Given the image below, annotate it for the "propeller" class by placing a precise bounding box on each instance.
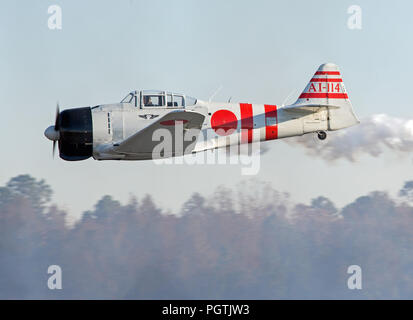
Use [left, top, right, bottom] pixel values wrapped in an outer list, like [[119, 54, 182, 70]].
[[44, 102, 61, 158]]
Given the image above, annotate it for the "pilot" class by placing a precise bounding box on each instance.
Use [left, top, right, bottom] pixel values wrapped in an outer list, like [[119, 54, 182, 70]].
[[144, 96, 154, 106]]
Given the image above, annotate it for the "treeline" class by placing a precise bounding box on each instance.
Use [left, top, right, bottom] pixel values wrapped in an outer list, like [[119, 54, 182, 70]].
[[1, 175, 413, 299]]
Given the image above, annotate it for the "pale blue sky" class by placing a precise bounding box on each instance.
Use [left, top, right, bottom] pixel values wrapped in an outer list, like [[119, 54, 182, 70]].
[[1, 0, 412, 220]]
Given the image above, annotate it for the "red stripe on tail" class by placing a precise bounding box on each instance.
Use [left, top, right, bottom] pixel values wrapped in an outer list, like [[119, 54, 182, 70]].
[[310, 78, 342, 82], [299, 93, 348, 99], [315, 71, 340, 75]]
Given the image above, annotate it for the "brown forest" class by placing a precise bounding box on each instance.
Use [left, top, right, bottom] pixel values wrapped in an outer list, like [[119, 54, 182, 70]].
[[1, 174, 413, 299]]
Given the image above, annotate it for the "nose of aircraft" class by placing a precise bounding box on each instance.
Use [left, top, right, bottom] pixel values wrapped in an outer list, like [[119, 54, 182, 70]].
[[44, 107, 93, 160], [44, 125, 60, 141]]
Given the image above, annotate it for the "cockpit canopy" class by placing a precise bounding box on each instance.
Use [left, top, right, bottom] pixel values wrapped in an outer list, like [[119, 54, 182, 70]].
[[121, 90, 197, 108]]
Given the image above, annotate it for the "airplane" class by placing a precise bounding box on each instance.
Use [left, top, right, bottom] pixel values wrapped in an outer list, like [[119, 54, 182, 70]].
[[44, 63, 359, 161]]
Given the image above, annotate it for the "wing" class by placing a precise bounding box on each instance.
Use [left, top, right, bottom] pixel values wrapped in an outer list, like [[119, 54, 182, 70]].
[[114, 110, 205, 158]]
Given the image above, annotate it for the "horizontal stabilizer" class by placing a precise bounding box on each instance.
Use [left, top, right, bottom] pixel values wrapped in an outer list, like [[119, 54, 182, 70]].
[[282, 104, 340, 113]]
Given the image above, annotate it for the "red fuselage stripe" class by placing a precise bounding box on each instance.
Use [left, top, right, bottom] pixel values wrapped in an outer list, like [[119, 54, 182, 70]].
[[298, 93, 349, 99], [264, 105, 278, 140], [240, 103, 253, 143]]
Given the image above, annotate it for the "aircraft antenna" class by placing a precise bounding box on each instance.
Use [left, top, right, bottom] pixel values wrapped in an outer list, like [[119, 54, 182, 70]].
[[281, 89, 297, 107], [208, 85, 223, 103]]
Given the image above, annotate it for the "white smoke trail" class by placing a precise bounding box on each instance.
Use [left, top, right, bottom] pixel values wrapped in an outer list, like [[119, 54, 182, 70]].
[[285, 114, 413, 162]]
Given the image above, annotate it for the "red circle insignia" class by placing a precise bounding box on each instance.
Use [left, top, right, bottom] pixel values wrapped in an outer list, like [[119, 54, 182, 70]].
[[211, 110, 238, 136]]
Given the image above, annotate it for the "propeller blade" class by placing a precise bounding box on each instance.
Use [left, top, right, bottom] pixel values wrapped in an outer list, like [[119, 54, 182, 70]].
[[53, 140, 56, 158], [54, 102, 60, 131], [53, 102, 60, 158]]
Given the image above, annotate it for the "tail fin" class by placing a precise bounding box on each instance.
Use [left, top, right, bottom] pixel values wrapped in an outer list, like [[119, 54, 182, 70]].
[[293, 63, 360, 130]]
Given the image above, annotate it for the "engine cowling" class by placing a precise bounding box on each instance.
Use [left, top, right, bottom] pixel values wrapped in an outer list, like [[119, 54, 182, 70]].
[[58, 107, 93, 161]]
